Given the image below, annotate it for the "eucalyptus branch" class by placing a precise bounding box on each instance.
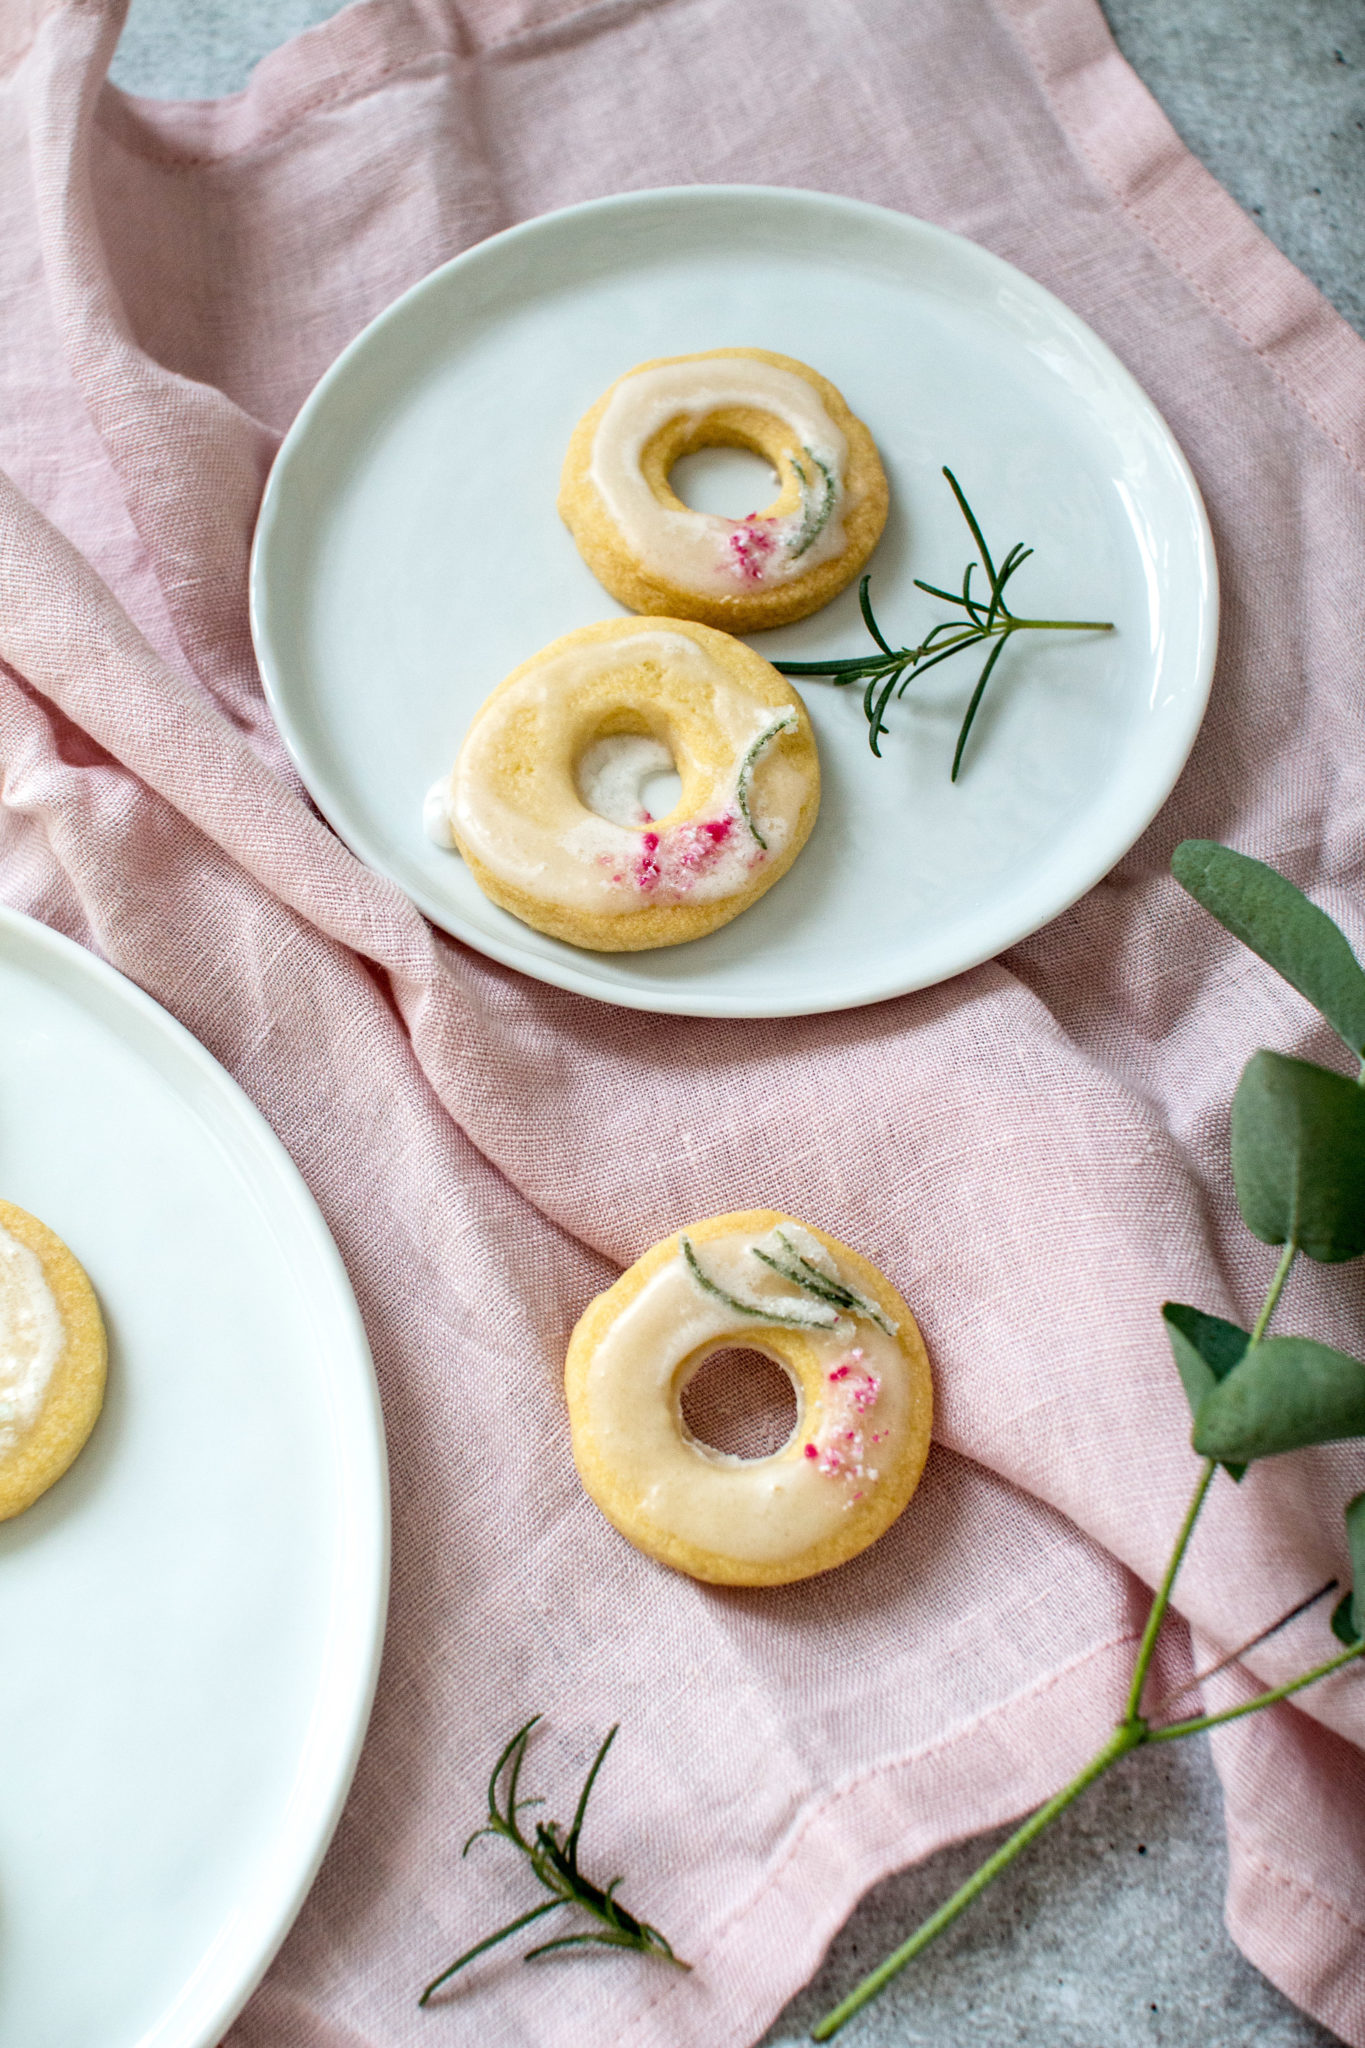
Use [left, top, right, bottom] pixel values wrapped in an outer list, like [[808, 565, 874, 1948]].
[[1148, 1641, 1365, 1742], [1147, 1578, 1337, 1718], [813, 836, 1365, 2048], [775, 468, 1113, 775], [419, 1717, 687, 2007]]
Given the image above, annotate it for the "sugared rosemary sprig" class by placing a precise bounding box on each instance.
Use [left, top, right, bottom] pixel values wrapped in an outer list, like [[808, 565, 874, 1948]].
[[775, 467, 1114, 778], [751, 1230, 898, 1336], [789, 450, 837, 559], [680, 1233, 840, 1329], [736, 714, 798, 850], [419, 1717, 686, 2007]]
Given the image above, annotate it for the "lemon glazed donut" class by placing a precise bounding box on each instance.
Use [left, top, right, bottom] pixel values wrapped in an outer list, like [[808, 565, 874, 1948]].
[[565, 1211, 932, 1587], [427, 617, 820, 952], [558, 349, 889, 632], [0, 1199, 107, 1521]]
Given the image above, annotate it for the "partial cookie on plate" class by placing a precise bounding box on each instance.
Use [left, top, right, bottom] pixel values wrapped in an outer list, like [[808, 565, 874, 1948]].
[[0, 1199, 107, 1521]]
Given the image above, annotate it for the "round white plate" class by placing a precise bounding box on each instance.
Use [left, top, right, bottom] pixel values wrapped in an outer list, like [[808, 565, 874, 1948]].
[[0, 910, 388, 2048], [251, 185, 1216, 1017]]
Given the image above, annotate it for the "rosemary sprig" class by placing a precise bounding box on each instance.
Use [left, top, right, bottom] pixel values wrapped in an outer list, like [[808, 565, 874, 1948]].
[[680, 1233, 841, 1329], [419, 1717, 686, 2007], [788, 450, 837, 560], [751, 1230, 898, 1336], [775, 467, 1114, 777], [736, 714, 798, 850]]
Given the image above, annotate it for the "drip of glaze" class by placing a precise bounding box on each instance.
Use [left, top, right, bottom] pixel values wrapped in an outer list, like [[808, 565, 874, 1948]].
[[423, 777, 458, 850]]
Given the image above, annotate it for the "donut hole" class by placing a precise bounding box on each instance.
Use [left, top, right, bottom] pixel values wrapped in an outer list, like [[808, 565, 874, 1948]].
[[669, 445, 781, 520], [576, 730, 682, 827], [680, 1347, 799, 1461], [644, 407, 798, 524]]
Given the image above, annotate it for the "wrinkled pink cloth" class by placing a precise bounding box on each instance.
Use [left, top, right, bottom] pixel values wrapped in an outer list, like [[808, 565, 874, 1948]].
[[3, 0, 1365, 2042]]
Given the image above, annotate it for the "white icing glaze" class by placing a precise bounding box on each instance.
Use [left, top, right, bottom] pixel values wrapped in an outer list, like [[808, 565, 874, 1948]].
[[0, 1221, 63, 1457], [423, 775, 458, 849], [449, 630, 808, 914], [580, 1223, 914, 1566], [587, 358, 850, 596], [576, 732, 675, 827]]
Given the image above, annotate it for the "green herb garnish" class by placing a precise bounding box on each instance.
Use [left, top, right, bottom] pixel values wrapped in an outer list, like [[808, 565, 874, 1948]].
[[814, 842, 1365, 2041], [681, 1232, 839, 1328], [735, 714, 798, 850], [751, 1231, 897, 1336], [775, 466, 1114, 778], [788, 449, 838, 560], [419, 1717, 686, 2007]]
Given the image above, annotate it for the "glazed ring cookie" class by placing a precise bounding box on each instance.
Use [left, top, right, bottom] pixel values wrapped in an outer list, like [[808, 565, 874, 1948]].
[[0, 1199, 107, 1521], [565, 1210, 932, 1587], [427, 617, 820, 952], [558, 348, 889, 632]]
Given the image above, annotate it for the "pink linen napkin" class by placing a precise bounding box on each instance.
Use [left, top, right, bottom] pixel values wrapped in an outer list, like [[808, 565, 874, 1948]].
[[2, 0, 1365, 2042]]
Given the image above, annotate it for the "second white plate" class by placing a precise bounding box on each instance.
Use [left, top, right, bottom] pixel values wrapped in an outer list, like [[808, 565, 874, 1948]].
[[0, 911, 388, 2048], [251, 185, 1216, 1016]]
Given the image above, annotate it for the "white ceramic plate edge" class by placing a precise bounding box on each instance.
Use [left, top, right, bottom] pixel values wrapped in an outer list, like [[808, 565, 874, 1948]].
[[0, 907, 390, 2048], [250, 184, 1219, 1017]]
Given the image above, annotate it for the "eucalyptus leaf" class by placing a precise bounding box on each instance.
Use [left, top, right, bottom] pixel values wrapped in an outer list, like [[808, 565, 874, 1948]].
[[1331, 1492, 1365, 1646], [1231, 1051, 1365, 1262], [1162, 1304, 1250, 1478], [1173, 841, 1365, 1057], [1193, 1335, 1365, 1462]]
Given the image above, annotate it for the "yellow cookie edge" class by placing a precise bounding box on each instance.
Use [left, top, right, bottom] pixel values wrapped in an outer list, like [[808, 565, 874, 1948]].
[[454, 617, 821, 952], [0, 1199, 107, 1522], [558, 348, 889, 632], [565, 1209, 932, 1587]]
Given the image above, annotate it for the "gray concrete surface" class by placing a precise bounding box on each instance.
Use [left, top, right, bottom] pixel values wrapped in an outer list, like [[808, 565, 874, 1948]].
[[1100, 0, 1364, 337], [760, 1737, 1336, 2048], [103, 4, 1361, 2043]]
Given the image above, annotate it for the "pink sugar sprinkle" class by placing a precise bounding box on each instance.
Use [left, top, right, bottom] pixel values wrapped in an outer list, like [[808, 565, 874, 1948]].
[[728, 518, 778, 584], [624, 811, 746, 899], [828, 1364, 850, 1382], [804, 1443, 818, 1460]]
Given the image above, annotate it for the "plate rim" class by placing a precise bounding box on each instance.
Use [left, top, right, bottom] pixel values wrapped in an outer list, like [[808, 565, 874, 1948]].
[[250, 181, 1219, 1018], [0, 904, 390, 2048]]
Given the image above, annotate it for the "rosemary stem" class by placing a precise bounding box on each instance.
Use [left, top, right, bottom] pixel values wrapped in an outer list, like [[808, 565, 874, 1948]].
[[1009, 617, 1115, 633], [419, 1900, 565, 2005], [811, 1723, 1143, 2042], [1147, 1641, 1365, 1741]]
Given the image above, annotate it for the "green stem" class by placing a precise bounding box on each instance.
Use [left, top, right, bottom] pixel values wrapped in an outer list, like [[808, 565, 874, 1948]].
[[419, 1900, 564, 2005], [812, 1237, 1311, 2041], [1122, 1239, 1294, 1727], [1008, 617, 1114, 633], [1148, 1641, 1365, 1741], [1251, 1239, 1297, 1344], [811, 1723, 1143, 2041], [1122, 1459, 1216, 1724]]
